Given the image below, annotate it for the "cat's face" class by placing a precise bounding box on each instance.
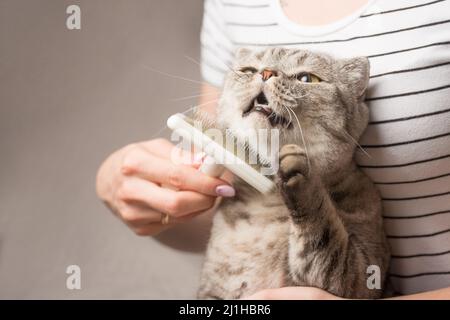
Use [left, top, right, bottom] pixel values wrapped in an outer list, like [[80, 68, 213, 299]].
[[216, 48, 370, 175]]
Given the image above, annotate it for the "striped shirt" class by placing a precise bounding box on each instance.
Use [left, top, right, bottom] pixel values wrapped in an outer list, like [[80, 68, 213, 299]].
[[200, 0, 450, 296]]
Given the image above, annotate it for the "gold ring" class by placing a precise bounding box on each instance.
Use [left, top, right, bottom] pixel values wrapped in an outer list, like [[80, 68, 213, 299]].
[[161, 213, 170, 225]]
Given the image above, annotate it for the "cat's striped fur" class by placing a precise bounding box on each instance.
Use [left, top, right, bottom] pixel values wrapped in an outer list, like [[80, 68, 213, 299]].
[[198, 48, 390, 299]]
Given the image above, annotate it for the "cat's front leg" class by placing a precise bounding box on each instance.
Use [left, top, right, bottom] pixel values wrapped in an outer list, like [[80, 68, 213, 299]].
[[277, 144, 323, 218], [277, 144, 372, 298]]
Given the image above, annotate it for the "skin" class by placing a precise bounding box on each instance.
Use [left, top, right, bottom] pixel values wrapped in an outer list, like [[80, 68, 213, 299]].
[[281, 0, 371, 26], [245, 286, 450, 300], [95, 0, 450, 299], [95, 133, 231, 236]]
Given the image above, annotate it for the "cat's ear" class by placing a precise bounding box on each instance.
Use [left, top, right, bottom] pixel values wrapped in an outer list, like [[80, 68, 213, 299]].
[[338, 57, 370, 98], [235, 47, 253, 61]]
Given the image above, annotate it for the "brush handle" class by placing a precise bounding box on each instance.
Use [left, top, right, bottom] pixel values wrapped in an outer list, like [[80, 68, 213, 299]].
[[167, 113, 274, 193], [199, 155, 225, 178]]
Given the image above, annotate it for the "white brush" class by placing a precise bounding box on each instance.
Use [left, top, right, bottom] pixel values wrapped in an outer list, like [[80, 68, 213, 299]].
[[167, 113, 275, 194]]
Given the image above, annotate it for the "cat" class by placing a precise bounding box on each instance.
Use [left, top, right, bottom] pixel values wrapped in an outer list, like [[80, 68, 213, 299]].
[[197, 48, 390, 299]]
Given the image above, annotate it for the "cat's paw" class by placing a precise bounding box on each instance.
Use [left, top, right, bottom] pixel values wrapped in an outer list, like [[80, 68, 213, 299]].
[[278, 144, 310, 190]]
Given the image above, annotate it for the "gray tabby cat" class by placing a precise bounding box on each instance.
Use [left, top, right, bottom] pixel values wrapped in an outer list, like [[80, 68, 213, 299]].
[[197, 48, 390, 299]]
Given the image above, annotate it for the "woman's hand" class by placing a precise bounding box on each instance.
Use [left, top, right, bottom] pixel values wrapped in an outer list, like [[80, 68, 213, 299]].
[[96, 138, 234, 236], [244, 287, 343, 300], [245, 286, 450, 300]]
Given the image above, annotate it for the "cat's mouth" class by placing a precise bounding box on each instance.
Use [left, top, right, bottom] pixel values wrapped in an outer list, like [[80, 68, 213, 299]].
[[243, 92, 291, 128]]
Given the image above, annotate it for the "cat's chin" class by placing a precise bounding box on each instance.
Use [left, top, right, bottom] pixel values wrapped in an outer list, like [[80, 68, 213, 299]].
[[236, 112, 271, 131]]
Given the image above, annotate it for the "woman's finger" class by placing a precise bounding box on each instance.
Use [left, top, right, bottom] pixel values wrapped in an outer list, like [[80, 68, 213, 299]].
[[116, 200, 163, 226], [118, 199, 208, 226], [130, 223, 171, 237], [117, 178, 217, 217], [121, 149, 232, 197]]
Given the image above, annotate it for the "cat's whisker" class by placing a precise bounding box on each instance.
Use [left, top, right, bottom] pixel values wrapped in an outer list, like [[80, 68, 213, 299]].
[[179, 105, 199, 116], [183, 54, 245, 84], [192, 98, 220, 110], [284, 106, 301, 140], [287, 106, 311, 172], [171, 91, 218, 102], [141, 64, 204, 85], [282, 105, 293, 129], [292, 92, 308, 100], [343, 131, 372, 158], [149, 123, 171, 139], [148, 100, 216, 141], [183, 54, 202, 66], [148, 106, 200, 139], [173, 98, 220, 119]]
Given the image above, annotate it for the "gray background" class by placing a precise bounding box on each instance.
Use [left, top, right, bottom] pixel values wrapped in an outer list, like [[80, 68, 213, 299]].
[[0, 0, 209, 299]]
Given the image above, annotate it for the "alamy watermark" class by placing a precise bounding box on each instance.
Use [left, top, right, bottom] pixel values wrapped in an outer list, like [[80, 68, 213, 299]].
[[366, 265, 381, 290], [66, 5, 81, 30], [66, 264, 81, 290]]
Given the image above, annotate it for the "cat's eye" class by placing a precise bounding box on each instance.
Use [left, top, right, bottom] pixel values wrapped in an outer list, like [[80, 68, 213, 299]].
[[239, 66, 258, 74], [296, 72, 321, 83]]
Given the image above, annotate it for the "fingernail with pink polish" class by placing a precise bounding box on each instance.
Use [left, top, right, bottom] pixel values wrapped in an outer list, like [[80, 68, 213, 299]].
[[216, 185, 235, 197]]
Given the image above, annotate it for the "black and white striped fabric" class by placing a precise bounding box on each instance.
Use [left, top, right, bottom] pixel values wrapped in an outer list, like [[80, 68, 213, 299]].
[[200, 0, 450, 295]]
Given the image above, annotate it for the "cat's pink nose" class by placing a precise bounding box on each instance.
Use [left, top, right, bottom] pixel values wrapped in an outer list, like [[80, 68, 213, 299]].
[[261, 69, 277, 81]]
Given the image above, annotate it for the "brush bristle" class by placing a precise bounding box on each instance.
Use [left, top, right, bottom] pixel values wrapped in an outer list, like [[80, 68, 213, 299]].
[[191, 108, 274, 168]]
